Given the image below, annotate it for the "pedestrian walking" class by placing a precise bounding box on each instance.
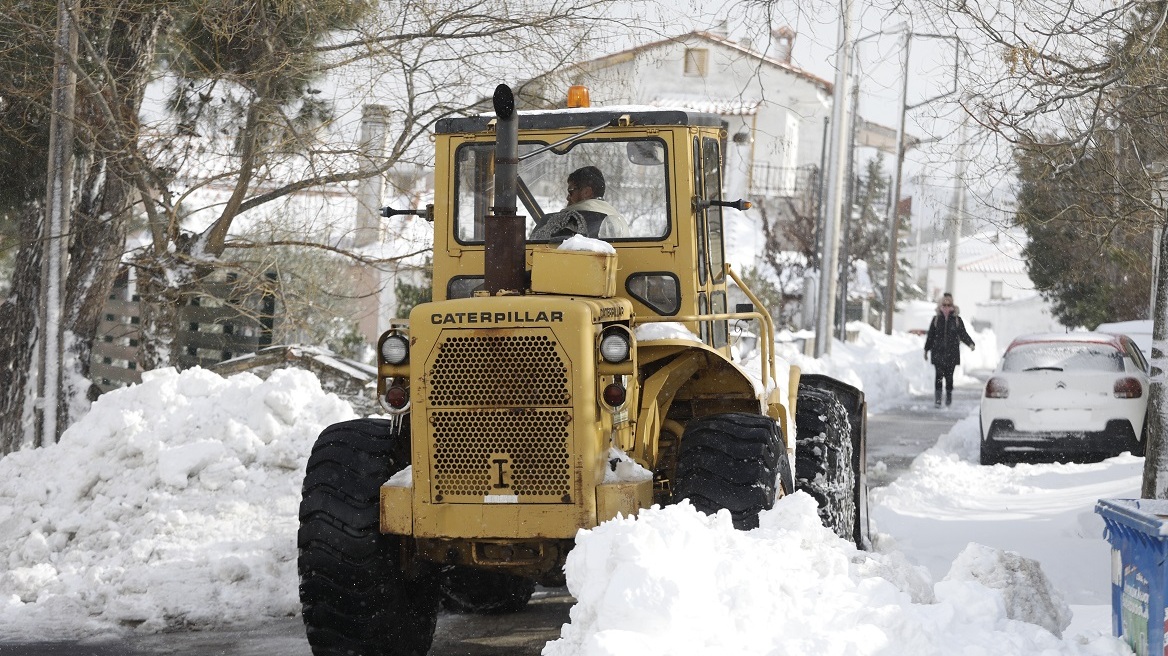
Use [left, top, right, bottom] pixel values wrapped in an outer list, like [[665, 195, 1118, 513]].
[[924, 293, 976, 408]]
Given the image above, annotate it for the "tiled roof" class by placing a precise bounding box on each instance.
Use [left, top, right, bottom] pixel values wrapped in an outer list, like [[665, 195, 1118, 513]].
[[649, 94, 762, 115]]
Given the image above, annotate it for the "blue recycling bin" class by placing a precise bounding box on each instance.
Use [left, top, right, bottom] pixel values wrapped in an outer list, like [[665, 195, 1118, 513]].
[[1096, 498, 1168, 656]]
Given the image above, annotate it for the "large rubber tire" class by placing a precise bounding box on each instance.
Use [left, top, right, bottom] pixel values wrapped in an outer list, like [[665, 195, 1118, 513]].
[[672, 412, 784, 530], [298, 418, 440, 656], [794, 386, 856, 542], [439, 567, 536, 614]]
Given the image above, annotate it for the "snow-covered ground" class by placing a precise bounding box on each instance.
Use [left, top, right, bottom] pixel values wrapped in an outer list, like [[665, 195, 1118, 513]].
[[0, 326, 1139, 655]]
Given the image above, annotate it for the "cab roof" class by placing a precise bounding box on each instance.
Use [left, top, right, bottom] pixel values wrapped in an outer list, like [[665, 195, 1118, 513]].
[[436, 107, 726, 134]]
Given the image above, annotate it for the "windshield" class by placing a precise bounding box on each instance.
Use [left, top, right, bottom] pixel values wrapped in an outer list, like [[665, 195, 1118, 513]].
[[1001, 343, 1125, 373], [454, 137, 670, 243]]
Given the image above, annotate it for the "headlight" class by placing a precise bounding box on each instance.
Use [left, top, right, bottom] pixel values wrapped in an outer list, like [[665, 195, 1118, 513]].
[[381, 334, 409, 365], [600, 330, 631, 363]]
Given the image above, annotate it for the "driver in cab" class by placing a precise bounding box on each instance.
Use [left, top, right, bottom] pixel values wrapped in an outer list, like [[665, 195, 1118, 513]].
[[533, 166, 630, 240]]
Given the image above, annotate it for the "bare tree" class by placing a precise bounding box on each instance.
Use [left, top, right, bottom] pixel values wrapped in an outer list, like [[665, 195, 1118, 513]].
[[0, 0, 631, 452], [921, 0, 1168, 495]]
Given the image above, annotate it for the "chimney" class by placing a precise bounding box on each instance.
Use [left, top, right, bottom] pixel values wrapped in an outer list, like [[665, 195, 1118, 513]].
[[354, 104, 390, 248], [772, 26, 795, 64]]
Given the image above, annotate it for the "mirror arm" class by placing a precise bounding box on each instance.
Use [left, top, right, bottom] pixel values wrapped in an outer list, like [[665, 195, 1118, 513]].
[[381, 205, 434, 222], [692, 198, 753, 212]]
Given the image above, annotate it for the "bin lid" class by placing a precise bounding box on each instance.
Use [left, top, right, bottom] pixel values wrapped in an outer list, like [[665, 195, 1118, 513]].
[[1096, 498, 1168, 536]]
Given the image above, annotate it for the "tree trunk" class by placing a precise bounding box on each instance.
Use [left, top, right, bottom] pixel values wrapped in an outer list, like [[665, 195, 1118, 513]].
[[0, 204, 44, 454], [65, 157, 135, 405], [1142, 218, 1168, 497], [62, 6, 165, 415]]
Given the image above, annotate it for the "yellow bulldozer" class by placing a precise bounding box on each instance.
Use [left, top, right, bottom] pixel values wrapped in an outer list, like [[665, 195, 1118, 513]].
[[298, 84, 868, 655]]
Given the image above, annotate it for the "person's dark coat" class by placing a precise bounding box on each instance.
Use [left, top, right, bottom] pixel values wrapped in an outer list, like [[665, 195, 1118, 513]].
[[924, 304, 975, 370]]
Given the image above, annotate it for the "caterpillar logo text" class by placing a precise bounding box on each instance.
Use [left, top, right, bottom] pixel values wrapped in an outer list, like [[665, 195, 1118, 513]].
[[430, 311, 565, 325]]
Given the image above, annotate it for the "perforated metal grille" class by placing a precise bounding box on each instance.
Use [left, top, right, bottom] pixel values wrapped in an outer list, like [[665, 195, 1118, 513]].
[[431, 409, 572, 500], [428, 334, 570, 407]]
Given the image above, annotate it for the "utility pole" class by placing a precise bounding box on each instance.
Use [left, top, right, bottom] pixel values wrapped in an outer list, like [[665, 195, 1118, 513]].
[[36, 0, 79, 447], [814, 0, 855, 357], [945, 117, 968, 295], [882, 32, 962, 332], [838, 68, 862, 342], [884, 32, 911, 334]]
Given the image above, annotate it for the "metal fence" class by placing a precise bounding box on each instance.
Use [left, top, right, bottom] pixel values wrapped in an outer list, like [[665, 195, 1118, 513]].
[[749, 164, 819, 198]]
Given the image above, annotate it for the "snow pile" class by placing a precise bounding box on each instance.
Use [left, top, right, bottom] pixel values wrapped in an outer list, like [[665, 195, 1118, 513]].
[[944, 543, 1072, 637], [635, 322, 703, 343], [872, 413, 1143, 609], [558, 234, 617, 254], [0, 367, 355, 639], [545, 493, 1126, 656]]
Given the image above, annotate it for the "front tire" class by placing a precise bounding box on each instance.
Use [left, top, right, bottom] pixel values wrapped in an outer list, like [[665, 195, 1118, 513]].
[[672, 412, 785, 530], [298, 418, 440, 656], [794, 386, 856, 542], [439, 567, 536, 614]]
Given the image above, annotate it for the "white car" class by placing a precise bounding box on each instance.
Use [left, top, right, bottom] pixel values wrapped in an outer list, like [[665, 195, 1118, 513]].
[[979, 332, 1149, 465]]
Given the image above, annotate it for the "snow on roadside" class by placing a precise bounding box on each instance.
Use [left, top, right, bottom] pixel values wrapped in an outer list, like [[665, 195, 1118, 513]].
[[0, 367, 355, 639], [872, 411, 1143, 608], [544, 493, 1129, 656]]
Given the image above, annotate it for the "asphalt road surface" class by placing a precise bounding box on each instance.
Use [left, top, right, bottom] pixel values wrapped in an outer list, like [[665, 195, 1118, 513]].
[[866, 375, 986, 488], [0, 377, 986, 655]]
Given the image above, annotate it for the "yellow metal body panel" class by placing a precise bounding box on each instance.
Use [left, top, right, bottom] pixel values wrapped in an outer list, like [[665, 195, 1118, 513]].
[[596, 479, 654, 523], [380, 484, 413, 535], [632, 340, 761, 470], [531, 248, 617, 297]]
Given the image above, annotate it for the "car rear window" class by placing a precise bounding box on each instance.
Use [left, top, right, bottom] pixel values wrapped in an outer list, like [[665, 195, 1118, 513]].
[[1002, 343, 1125, 373]]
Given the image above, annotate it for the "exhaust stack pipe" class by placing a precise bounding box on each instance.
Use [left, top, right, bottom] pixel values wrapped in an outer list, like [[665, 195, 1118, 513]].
[[484, 84, 526, 295]]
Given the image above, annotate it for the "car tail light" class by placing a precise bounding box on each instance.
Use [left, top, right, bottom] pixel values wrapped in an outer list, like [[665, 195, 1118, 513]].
[[1114, 377, 1143, 399], [602, 383, 626, 407], [985, 377, 1009, 399], [385, 384, 410, 409]]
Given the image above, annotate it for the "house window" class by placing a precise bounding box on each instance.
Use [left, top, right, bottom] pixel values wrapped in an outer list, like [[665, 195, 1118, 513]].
[[990, 281, 1003, 300], [684, 48, 708, 77]]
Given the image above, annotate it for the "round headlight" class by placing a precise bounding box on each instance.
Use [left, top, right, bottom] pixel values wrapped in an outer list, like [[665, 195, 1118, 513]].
[[381, 335, 409, 365], [599, 331, 630, 363]]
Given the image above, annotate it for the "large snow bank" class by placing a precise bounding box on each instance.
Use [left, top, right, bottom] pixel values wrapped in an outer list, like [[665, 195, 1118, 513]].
[[0, 367, 355, 639]]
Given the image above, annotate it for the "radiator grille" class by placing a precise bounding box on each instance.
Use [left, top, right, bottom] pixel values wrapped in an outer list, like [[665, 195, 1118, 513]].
[[428, 334, 570, 407], [431, 409, 572, 500]]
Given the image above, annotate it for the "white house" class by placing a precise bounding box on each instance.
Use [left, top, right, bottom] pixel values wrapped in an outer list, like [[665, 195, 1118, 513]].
[[523, 30, 905, 250], [896, 226, 1065, 349]]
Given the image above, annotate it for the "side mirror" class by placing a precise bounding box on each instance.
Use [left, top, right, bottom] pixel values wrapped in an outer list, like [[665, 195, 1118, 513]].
[[736, 303, 755, 313]]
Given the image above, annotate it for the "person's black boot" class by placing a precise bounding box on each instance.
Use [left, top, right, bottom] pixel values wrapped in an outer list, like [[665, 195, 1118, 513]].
[[945, 389, 952, 407], [935, 389, 942, 408]]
